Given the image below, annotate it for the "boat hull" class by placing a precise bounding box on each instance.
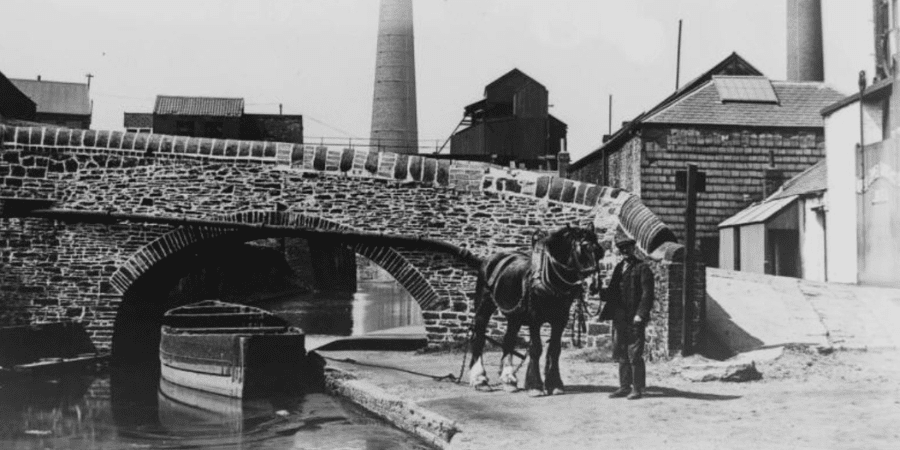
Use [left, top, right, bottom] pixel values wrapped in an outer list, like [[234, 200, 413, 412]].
[[159, 327, 307, 398], [0, 322, 108, 380]]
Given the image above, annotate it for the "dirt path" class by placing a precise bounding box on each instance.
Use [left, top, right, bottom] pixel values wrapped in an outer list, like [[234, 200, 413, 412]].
[[323, 346, 900, 449]]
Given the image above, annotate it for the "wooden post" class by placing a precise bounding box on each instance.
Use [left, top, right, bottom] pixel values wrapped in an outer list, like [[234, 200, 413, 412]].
[[682, 163, 698, 356]]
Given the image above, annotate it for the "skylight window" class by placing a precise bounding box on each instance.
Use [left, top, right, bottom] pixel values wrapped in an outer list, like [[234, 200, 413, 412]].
[[713, 76, 778, 104]]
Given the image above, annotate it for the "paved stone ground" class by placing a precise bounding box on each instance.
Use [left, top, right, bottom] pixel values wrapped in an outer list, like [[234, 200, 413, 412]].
[[322, 346, 900, 450], [320, 272, 900, 449]]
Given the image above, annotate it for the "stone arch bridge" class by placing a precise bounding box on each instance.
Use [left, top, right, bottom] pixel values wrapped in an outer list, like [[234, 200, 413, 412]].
[[0, 123, 697, 360]]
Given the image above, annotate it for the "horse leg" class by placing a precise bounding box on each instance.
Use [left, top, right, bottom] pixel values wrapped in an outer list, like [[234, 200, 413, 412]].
[[544, 320, 566, 395], [468, 295, 496, 389], [498, 317, 523, 392], [524, 322, 545, 397]]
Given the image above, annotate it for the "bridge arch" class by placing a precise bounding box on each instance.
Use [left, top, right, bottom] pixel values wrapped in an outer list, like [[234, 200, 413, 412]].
[[109, 211, 442, 310]]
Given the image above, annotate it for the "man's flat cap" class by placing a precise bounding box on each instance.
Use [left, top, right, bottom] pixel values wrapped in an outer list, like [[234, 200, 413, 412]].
[[615, 236, 637, 248]]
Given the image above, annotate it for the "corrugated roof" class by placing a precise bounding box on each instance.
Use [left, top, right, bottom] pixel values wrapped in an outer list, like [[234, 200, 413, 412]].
[[9, 79, 91, 115], [769, 159, 827, 200], [643, 79, 845, 128], [154, 96, 244, 117], [123, 112, 153, 129], [719, 195, 798, 228]]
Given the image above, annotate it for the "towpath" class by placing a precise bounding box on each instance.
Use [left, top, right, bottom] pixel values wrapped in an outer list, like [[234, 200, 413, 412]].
[[318, 270, 900, 449]]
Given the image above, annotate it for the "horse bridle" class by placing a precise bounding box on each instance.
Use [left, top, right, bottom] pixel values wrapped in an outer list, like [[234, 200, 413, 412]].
[[540, 236, 601, 294]]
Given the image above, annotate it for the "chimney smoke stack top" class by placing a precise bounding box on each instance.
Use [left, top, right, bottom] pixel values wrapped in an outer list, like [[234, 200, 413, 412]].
[[786, 0, 824, 82]]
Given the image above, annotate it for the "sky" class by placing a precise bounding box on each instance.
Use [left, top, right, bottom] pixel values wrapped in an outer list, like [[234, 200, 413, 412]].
[[0, 0, 875, 162]]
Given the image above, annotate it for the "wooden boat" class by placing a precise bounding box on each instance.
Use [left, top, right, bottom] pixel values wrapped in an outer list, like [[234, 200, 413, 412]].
[[159, 300, 310, 399], [0, 322, 108, 380]]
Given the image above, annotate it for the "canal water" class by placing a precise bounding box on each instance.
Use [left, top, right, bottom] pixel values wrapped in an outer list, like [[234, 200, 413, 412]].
[[258, 280, 425, 349], [0, 280, 430, 449]]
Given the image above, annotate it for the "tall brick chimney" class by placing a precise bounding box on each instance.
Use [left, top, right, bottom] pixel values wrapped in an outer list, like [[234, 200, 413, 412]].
[[370, 0, 419, 155], [786, 0, 825, 82]]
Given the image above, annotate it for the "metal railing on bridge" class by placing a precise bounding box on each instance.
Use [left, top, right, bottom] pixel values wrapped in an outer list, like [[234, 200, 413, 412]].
[[302, 136, 446, 155]]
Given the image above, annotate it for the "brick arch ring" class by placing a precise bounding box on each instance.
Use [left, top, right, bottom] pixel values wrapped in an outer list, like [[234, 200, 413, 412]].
[[108, 211, 442, 310]]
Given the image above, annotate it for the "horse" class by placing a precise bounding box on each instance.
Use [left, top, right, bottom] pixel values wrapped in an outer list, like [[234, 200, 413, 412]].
[[468, 224, 605, 397]]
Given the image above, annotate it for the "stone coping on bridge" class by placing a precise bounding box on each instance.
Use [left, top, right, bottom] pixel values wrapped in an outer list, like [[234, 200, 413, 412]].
[[0, 123, 679, 258]]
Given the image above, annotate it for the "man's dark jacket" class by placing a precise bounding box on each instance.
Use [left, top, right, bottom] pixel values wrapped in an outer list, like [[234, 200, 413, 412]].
[[601, 258, 655, 322]]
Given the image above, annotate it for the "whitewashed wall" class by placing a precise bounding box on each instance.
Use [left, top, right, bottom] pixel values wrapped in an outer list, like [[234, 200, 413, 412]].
[[823, 100, 882, 283], [800, 196, 827, 282]]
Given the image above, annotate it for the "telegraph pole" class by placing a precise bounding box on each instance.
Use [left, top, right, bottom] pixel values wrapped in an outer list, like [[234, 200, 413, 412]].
[[676, 19, 683, 90]]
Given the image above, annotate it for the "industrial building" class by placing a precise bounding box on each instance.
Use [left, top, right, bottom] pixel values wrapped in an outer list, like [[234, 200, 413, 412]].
[[447, 68, 568, 171], [124, 95, 304, 144], [9, 76, 91, 129], [566, 52, 843, 267]]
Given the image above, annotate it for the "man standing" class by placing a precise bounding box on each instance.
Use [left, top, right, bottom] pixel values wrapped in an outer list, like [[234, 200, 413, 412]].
[[602, 236, 655, 400]]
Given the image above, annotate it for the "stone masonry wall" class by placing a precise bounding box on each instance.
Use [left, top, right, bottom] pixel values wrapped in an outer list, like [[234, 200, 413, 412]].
[[0, 123, 691, 357], [607, 135, 642, 195], [0, 217, 175, 344]]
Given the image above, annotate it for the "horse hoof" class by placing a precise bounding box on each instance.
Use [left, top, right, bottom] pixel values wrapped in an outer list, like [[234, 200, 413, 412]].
[[550, 388, 565, 396], [469, 376, 489, 389], [527, 389, 546, 398], [502, 383, 519, 393]]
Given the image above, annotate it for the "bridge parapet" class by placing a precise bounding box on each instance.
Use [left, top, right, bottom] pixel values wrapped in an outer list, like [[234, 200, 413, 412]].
[[0, 123, 677, 257]]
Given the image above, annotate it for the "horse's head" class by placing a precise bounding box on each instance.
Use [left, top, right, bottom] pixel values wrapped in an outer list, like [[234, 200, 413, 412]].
[[545, 224, 605, 277]]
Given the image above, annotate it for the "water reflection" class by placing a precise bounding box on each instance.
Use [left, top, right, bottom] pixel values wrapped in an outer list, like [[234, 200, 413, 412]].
[[0, 277, 432, 449], [0, 367, 432, 449], [259, 280, 424, 339]]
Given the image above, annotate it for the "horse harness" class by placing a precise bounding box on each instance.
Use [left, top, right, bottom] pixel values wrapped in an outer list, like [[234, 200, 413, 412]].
[[485, 238, 590, 315]]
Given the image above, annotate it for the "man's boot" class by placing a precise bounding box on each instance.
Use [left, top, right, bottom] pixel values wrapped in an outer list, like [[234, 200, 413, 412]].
[[609, 362, 632, 398], [627, 359, 645, 400]]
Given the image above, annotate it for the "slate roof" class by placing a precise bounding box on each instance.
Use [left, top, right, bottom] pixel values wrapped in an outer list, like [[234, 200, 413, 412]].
[[123, 112, 153, 129], [643, 78, 845, 128], [10, 79, 91, 116], [570, 52, 765, 170], [154, 96, 244, 117], [485, 68, 545, 91], [768, 159, 827, 200], [570, 52, 846, 171]]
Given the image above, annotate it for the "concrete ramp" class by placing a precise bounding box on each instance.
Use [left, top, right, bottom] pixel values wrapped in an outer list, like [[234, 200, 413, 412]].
[[705, 269, 900, 353]]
